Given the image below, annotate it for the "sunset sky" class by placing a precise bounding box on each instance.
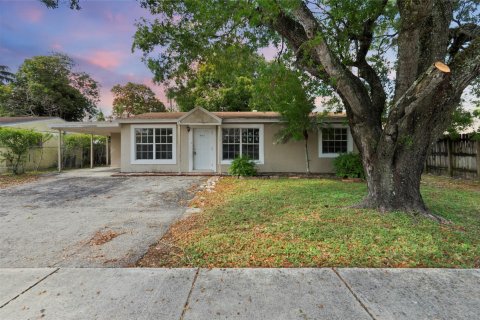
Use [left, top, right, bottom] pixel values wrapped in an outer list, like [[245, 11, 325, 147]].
[[0, 0, 170, 115]]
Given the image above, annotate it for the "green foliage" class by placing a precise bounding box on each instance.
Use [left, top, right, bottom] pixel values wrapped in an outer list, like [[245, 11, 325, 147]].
[[134, 0, 480, 135], [40, 0, 80, 10], [1, 54, 100, 121], [253, 62, 316, 138], [111, 82, 165, 118], [167, 45, 264, 112], [333, 153, 365, 179], [228, 155, 257, 177], [64, 134, 105, 150], [0, 128, 43, 174], [96, 110, 106, 122]]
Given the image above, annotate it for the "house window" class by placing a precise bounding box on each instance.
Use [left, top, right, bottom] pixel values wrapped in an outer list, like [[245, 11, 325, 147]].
[[221, 126, 263, 163], [319, 126, 352, 157], [132, 125, 176, 164]]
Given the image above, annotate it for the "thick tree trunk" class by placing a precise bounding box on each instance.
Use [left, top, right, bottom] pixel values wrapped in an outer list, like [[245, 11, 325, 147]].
[[358, 147, 450, 223], [360, 151, 426, 213]]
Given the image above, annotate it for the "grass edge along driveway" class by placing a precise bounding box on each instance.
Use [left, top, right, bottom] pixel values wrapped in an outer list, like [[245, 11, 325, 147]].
[[137, 175, 480, 268]]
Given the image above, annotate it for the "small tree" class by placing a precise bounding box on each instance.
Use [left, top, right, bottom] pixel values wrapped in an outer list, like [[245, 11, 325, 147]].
[[0, 128, 42, 174], [34, 132, 53, 172], [252, 63, 317, 174]]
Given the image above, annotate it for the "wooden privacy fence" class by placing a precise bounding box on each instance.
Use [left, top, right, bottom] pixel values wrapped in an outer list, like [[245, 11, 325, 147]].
[[426, 134, 480, 179]]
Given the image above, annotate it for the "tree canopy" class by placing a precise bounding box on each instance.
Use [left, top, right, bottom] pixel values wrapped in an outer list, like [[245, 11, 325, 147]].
[[0, 54, 100, 121], [111, 82, 166, 118], [133, 0, 480, 218]]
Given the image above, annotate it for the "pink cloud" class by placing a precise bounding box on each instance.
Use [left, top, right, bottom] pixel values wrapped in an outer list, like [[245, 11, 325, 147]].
[[51, 43, 63, 50], [142, 78, 168, 102], [85, 50, 124, 70], [20, 7, 43, 23]]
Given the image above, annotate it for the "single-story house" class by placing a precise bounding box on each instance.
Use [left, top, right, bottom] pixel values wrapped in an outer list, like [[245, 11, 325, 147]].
[[0, 116, 66, 173], [51, 107, 356, 174]]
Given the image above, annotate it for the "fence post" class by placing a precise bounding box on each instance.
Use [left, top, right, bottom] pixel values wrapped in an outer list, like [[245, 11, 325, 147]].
[[476, 140, 480, 180], [447, 138, 454, 177], [90, 134, 94, 169], [57, 130, 62, 172]]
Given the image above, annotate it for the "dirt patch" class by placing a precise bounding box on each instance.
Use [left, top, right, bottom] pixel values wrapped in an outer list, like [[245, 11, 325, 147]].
[[136, 213, 203, 267], [89, 230, 124, 246], [0, 174, 40, 189], [136, 177, 228, 267]]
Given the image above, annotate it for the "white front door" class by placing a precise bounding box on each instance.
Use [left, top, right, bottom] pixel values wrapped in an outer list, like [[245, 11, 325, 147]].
[[193, 128, 216, 171]]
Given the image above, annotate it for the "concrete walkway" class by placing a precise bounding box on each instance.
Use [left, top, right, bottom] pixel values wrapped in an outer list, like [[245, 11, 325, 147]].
[[0, 268, 478, 320]]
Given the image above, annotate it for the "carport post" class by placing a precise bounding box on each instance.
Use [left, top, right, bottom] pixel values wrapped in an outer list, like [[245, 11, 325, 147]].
[[90, 134, 94, 169], [106, 136, 109, 166], [57, 130, 62, 172]]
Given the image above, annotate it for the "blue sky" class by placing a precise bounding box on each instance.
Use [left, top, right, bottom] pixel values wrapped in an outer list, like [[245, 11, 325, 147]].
[[0, 0, 164, 115]]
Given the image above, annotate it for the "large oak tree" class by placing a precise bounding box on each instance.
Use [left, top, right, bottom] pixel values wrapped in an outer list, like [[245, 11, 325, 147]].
[[133, 0, 479, 221]]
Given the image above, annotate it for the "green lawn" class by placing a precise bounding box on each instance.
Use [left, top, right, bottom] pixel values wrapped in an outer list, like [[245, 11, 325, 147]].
[[138, 175, 480, 268]]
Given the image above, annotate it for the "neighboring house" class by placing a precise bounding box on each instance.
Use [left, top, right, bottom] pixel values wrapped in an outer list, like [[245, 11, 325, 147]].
[[51, 107, 355, 174], [0, 117, 66, 173]]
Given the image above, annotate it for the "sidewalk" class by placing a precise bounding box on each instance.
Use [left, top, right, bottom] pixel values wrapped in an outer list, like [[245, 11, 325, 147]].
[[1, 268, 478, 319]]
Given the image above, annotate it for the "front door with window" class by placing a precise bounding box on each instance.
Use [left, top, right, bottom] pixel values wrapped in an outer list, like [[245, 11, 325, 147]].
[[193, 128, 216, 171]]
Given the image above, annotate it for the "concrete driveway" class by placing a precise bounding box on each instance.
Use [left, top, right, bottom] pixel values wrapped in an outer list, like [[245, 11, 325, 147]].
[[0, 168, 204, 268]]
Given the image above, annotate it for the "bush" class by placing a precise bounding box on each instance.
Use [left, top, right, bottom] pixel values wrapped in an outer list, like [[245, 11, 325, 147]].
[[333, 152, 364, 179], [228, 155, 257, 177], [0, 127, 43, 174]]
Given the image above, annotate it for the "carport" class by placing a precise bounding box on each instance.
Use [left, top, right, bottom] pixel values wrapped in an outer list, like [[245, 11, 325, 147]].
[[50, 122, 120, 171]]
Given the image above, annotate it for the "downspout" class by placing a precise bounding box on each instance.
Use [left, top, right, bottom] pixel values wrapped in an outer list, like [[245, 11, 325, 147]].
[[177, 123, 181, 174], [217, 125, 222, 175]]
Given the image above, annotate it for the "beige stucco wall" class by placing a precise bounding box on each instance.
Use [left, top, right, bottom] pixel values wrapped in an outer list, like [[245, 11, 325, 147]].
[[219, 123, 356, 174], [119, 121, 356, 174], [110, 133, 121, 167]]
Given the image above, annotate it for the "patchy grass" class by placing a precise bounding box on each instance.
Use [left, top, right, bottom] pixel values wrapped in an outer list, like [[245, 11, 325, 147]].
[[137, 175, 480, 268], [0, 171, 48, 189]]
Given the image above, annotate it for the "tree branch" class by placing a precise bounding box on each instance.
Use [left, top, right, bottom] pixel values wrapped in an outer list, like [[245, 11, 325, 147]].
[[450, 35, 480, 94], [288, 2, 377, 125], [394, 0, 433, 102], [351, 0, 388, 112], [448, 23, 480, 60]]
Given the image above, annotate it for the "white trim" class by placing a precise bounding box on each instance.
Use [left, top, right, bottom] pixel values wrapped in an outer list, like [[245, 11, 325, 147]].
[[130, 124, 177, 165], [219, 124, 264, 165], [318, 124, 353, 158]]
